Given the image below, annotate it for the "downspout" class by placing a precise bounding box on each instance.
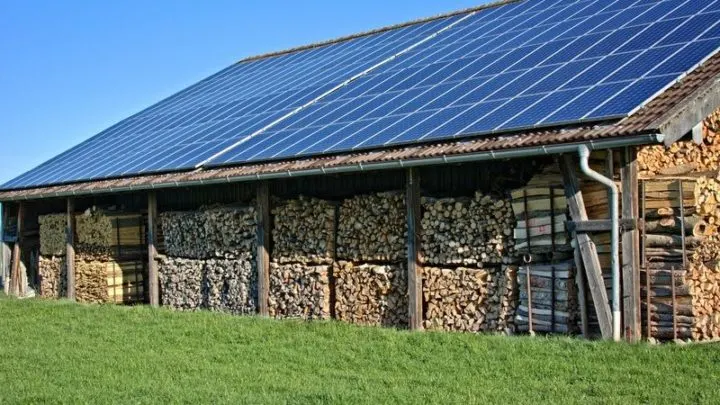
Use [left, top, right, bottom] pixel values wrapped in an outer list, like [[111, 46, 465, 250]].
[[578, 144, 620, 342]]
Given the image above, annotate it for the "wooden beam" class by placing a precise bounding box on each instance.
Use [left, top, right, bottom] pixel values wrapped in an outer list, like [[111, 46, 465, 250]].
[[1, 202, 8, 295], [406, 168, 422, 330], [256, 182, 270, 317], [147, 192, 159, 306], [10, 202, 23, 296], [66, 198, 76, 300], [573, 239, 589, 338], [621, 147, 641, 342], [560, 155, 613, 339]]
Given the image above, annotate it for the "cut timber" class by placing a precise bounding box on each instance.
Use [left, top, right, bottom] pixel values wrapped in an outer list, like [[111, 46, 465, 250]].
[[560, 155, 613, 339]]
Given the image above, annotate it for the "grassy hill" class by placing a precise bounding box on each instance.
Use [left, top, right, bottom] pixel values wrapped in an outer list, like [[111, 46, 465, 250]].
[[1, 296, 719, 404]]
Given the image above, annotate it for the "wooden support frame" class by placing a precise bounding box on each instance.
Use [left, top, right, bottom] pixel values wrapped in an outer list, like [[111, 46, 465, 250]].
[[66, 198, 76, 300], [10, 202, 24, 296], [560, 155, 613, 339], [621, 147, 641, 342], [147, 192, 159, 306], [1, 202, 8, 296], [256, 181, 270, 317], [406, 168, 422, 330]]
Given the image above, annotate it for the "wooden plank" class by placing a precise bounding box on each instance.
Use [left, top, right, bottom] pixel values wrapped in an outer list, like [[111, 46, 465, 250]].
[[147, 192, 159, 306], [406, 168, 422, 330], [66, 198, 76, 300], [621, 147, 641, 343], [1, 202, 7, 295], [560, 155, 613, 339], [9, 202, 23, 296], [256, 182, 270, 317], [573, 238, 589, 338]]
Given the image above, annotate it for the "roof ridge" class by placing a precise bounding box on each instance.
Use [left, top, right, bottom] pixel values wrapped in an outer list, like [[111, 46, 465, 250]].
[[237, 0, 520, 63]]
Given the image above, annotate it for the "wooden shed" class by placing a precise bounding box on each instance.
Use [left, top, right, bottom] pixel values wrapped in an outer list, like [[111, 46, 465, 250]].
[[3, 0, 720, 342]]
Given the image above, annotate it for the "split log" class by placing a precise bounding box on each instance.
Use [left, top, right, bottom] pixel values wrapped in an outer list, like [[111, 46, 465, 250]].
[[272, 196, 336, 264], [335, 261, 408, 328], [269, 262, 330, 320], [38, 214, 66, 256], [337, 192, 406, 262], [38, 256, 66, 298]]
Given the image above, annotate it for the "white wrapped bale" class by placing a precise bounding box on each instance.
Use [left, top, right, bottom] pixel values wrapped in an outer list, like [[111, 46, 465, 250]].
[[269, 262, 330, 320], [337, 192, 406, 262], [272, 196, 336, 264], [334, 261, 408, 328], [39, 214, 66, 256]]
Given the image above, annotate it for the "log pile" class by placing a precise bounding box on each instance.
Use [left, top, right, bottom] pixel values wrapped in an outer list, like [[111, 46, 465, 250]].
[[160, 206, 256, 259], [515, 262, 578, 334], [159, 205, 257, 314], [638, 111, 720, 177], [687, 239, 720, 340], [269, 262, 330, 320], [486, 265, 519, 332], [38, 256, 65, 298], [334, 261, 407, 327], [75, 255, 110, 304], [272, 196, 336, 264], [337, 192, 406, 262], [420, 193, 515, 267], [76, 209, 114, 256], [38, 214, 65, 256]]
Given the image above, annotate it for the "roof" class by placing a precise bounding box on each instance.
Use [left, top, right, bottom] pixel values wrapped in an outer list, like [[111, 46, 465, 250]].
[[4, 0, 720, 199]]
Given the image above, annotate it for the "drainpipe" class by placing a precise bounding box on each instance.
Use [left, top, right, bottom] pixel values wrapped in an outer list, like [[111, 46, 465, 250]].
[[578, 144, 620, 342]]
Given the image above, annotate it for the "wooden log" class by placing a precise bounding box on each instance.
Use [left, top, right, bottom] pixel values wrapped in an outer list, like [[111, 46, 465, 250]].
[[148, 192, 158, 306], [66, 199, 76, 300], [561, 155, 613, 339], [257, 182, 270, 317], [621, 147, 641, 342], [407, 168, 422, 330]]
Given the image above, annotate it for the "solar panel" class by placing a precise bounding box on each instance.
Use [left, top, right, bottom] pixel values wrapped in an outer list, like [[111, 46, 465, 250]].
[[210, 0, 720, 166], [5, 0, 720, 190], [2, 15, 460, 189]]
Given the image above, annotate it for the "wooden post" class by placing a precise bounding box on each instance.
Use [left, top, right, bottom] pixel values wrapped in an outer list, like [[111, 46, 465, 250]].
[[1, 202, 8, 295], [621, 147, 641, 342], [560, 155, 613, 339], [9, 202, 24, 296], [147, 192, 159, 306], [406, 168, 422, 330], [256, 182, 270, 317], [66, 198, 76, 300]]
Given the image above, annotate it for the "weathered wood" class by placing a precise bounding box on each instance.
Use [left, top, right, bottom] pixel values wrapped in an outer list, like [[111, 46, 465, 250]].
[[147, 192, 159, 306], [622, 147, 641, 342], [407, 168, 422, 330], [560, 155, 613, 339], [10, 203, 24, 296], [66, 198, 76, 300], [256, 182, 270, 317], [573, 236, 589, 338], [1, 203, 8, 295]]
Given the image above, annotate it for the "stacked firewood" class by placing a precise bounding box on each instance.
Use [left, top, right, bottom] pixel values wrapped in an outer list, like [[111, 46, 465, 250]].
[[272, 196, 336, 264], [160, 206, 256, 259], [515, 262, 578, 333], [486, 265, 519, 332], [76, 209, 114, 256], [334, 261, 407, 327], [38, 214, 65, 256], [38, 256, 65, 298], [423, 267, 488, 332], [75, 256, 111, 304], [638, 110, 720, 177], [687, 239, 720, 340], [337, 192, 406, 262], [159, 205, 257, 314], [269, 262, 330, 320], [158, 256, 203, 310], [420, 193, 515, 267]]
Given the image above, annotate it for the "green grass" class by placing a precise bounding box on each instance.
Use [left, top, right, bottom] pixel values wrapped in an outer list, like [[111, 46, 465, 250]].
[[1, 297, 719, 404]]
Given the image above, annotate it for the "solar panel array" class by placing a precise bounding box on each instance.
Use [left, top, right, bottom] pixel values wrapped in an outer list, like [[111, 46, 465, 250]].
[[2, 16, 459, 188], [211, 0, 720, 165], [5, 0, 720, 189]]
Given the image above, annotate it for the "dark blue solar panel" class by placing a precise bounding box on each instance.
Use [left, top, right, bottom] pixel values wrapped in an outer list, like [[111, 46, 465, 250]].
[[6, 0, 720, 190]]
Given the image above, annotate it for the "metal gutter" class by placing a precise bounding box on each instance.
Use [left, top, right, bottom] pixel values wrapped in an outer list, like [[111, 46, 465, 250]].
[[1, 133, 663, 201]]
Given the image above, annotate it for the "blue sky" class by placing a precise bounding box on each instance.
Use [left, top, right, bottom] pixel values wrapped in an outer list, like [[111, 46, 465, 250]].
[[0, 0, 487, 184]]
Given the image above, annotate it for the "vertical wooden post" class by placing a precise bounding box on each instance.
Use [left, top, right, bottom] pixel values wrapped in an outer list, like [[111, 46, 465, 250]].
[[621, 147, 641, 342], [406, 168, 422, 330], [256, 182, 270, 317], [560, 155, 613, 339], [66, 198, 76, 300], [147, 192, 159, 306], [0, 202, 7, 295], [10, 202, 24, 296]]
